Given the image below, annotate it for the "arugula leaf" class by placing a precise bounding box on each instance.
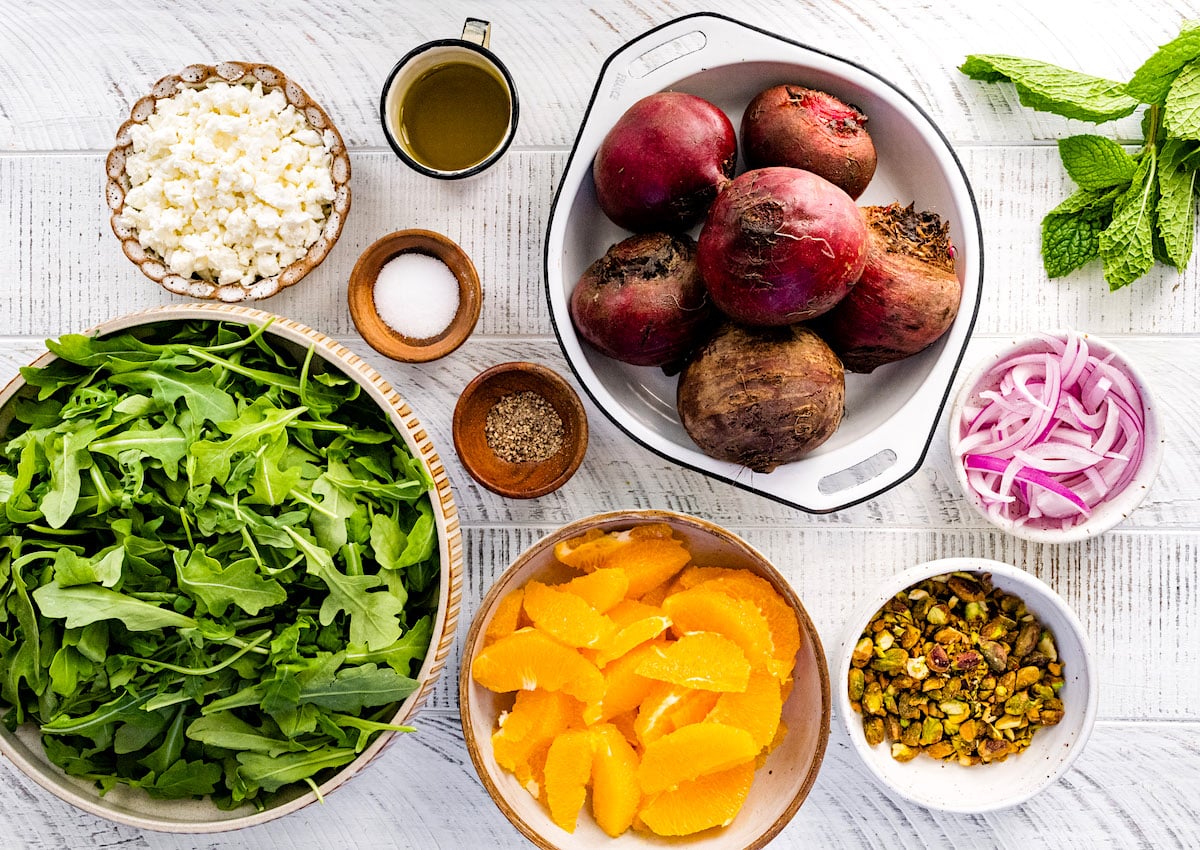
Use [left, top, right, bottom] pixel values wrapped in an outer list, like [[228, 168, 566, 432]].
[[175, 547, 286, 617], [395, 500, 436, 569], [1165, 59, 1200, 140], [1157, 139, 1199, 267], [189, 400, 307, 488], [960, 55, 1138, 122], [1099, 153, 1159, 290], [297, 663, 419, 711], [109, 367, 236, 425], [145, 759, 221, 799], [52, 546, 124, 588], [41, 426, 95, 528], [235, 748, 357, 793], [89, 422, 187, 481], [32, 584, 196, 631], [186, 712, 307, 756], [1057, 135, 1137, 189], [1126, 20, 1200, 103]]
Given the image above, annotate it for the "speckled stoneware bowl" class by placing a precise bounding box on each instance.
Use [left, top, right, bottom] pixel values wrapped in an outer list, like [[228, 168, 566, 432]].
[[460, 509, 830, 849], [105, 62, 352, 302], [0, 304, 462, 832], [836, 558, 1098, 813]]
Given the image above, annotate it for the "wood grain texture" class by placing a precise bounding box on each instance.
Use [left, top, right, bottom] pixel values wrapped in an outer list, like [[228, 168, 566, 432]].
[[0, 0, 1184, 151], [0, 714, 1193, 849], [3, 0, 1200, 845]]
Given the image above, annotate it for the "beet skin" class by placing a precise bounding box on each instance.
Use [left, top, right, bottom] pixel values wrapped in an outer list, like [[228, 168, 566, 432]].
[[741, 85, 877, 199], [592, 92, 736, 233], [677, 323, 845, 473], [569, 232, 715, 368], [816, 203, 962, 373], [697, 167, 868, 326]]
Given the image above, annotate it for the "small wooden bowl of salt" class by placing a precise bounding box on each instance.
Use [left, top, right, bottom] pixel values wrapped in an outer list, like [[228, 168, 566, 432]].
[[453, 362, 589, 499], [348, 229, 482, 362]]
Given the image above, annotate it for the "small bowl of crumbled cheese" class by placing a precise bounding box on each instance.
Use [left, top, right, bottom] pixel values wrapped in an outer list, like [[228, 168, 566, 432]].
[[105, 61, 352, 301]]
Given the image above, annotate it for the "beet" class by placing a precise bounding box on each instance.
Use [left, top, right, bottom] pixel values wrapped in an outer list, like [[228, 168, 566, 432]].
[[697, 167, 868, 326], [677, 323, 844, 473], [741, 85, 877, 199], [592, 92, 736, 232], [815, 203, 962, 373], [569, 232, 715, 369]]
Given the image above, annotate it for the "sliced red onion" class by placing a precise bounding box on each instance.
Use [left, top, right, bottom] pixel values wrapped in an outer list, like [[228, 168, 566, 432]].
[[954, 331, 1147, 530]]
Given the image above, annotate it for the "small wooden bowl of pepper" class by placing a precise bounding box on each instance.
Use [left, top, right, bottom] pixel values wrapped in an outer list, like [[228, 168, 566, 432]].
[[452, 362, 588, 499]]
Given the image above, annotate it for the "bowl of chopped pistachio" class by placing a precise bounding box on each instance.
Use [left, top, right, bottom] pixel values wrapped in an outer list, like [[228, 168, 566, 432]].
[[836, 558, 1097, 812]]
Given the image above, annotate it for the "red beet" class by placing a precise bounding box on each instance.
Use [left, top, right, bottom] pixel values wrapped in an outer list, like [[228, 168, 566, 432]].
[[569, 232, 715, 368], [815, 203, 962, 373], [677, 323, 845, 473], [697, 167, 868, 326], [592, 92, 736, 232], [742, 85, 877, 199]]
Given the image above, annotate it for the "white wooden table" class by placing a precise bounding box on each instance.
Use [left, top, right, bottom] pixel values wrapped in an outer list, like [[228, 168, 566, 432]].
[[2, 1, 1199, 847]]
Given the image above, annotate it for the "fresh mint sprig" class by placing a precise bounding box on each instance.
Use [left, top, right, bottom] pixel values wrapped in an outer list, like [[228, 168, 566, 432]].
[[962, 21, 1200, 290]]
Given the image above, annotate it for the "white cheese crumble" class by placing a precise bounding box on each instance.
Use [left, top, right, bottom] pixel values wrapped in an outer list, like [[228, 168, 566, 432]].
[[119, 81, 337, 286]]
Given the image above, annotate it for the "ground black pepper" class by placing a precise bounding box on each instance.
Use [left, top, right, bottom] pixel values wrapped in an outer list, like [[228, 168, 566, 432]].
[[485, 391, 565, 463]]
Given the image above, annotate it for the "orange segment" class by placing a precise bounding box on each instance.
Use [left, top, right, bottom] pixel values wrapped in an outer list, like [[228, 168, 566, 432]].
[[544, 730, 595, 833], [590, 724, 640, 837], [554, 527, 626, 570], [634, 683, 721, 746], [607, 598, 666, 628], [679, 568, 802, 677], [637, 722, 758, 795], [484, 588, 526, 646], [705, 670, 782, 750], [472, 627, 604, 703], [594, 614, 672, 667], [638, 762, 755, 836], [563, 568, 629, 612], [609, 709, 639, 748], [522, 581, 615, 649], [663, 587, 780, 676], [589, 639, 666, 723], [492, 689, 585, 791], [635, 631, 750, 692]]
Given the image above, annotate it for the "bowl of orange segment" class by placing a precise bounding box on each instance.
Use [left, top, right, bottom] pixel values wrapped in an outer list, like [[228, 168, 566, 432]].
[[460, 510, 831, 848]]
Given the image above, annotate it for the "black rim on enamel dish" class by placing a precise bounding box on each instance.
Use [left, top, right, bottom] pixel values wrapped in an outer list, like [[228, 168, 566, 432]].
[[542, 11, 985, 515], [378, 38, 520, 181]]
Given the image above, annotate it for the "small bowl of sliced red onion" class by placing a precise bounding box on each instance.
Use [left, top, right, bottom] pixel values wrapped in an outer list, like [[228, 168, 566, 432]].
[[950, 331, 1163, 543]]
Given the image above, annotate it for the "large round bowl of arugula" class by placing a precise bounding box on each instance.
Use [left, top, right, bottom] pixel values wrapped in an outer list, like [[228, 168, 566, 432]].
[[0, 303, 462, 831]]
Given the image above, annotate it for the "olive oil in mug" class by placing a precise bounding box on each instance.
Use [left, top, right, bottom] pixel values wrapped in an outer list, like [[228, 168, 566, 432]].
[[397, 62, 511, 172]]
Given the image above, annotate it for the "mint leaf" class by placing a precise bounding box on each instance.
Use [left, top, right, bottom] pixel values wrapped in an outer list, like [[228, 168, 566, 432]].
[[1043, 212, 1104, 277], [1157, 139, 1198, 267], [1126, 20, 1200, 104], [1164, 59, 1200, 140], [1057, 135, 1137, 189], [960, 55, 1138, 122], [175, 547, 286, 617], [1099, 154, 1158, 289]]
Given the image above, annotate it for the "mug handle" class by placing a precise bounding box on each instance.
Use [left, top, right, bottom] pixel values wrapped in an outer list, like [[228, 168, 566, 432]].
[[462, 18, 491, 48]]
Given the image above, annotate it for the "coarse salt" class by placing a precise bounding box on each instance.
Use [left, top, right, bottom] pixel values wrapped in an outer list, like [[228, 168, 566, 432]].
[[373, 252, 461, 339]]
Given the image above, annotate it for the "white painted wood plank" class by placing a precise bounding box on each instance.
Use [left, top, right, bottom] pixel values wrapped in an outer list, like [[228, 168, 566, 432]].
[[0, 715, 1195, 848], [0, 147, 1195, 341], [0, 0, 1181, 151]]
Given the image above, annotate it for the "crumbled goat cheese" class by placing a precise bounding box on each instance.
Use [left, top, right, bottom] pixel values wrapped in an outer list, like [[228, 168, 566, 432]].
[[119, 81, 336, 287]]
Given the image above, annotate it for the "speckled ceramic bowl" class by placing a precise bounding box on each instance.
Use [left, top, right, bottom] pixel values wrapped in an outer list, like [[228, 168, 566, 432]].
[[105, 62, 352, 302]]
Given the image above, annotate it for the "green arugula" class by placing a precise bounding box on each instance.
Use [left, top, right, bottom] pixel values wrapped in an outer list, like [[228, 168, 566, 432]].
[[0, 320, 439, 808], [963, 21, 1200, 289]]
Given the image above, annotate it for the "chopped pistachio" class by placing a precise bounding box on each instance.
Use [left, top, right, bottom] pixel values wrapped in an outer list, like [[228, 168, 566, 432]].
[[919, 717, 944, 746], [979, 640, 1009, 672], [848, 668, 865, 702], [891, 743, 919, 762], [851, 636, 874, 668], [864, 716, 885, 746]]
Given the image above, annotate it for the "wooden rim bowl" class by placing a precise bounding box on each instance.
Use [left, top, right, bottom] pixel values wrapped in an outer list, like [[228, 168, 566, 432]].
[[105, 62, 352, 302], [348, 229, 483, 363], [452, 362, 588, 499], [0, 304, 463, 832], [458, 509, 832, 849]]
